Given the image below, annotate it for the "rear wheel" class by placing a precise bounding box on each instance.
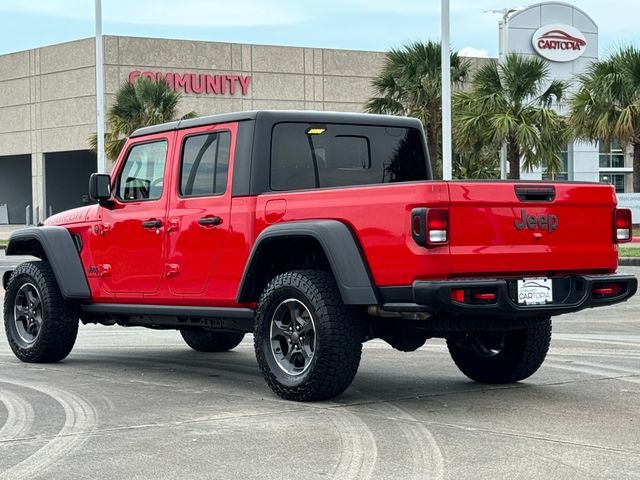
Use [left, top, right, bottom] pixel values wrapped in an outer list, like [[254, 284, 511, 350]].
[[447, 317, 551, 383], [254, 270, 363, 401], [3, 261, 79, 363], [180, 329, 244, 352]]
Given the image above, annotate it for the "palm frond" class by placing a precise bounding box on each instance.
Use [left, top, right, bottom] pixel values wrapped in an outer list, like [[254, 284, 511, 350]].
[[89, 77, 199, 161], [365, 40, 470, 177], [454, 54, 568, 178]]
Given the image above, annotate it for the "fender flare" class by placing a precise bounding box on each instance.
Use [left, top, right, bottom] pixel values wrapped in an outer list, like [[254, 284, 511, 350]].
[[5, 227, 91, 299], [237, 220, 378, 305]]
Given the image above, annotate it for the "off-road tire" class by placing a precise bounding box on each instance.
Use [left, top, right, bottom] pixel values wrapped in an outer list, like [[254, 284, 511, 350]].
[[447, 317, 552, 383], [4, 261, 79, 363], [254, 270, 363, 401], [180, 329, 244, 352]]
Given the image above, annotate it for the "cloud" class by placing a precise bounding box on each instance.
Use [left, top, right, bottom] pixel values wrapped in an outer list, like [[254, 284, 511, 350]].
[[0, 0, 309, 27], [458, 46, 489, 57]]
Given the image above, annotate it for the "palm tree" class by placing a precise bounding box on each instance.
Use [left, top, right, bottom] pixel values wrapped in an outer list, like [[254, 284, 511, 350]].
[[90, 77, 197, 162], [365, 41, 469, 178], [453, 53, 567, 180], [569, 46, 640, 191], [453, 143, 500, 179]]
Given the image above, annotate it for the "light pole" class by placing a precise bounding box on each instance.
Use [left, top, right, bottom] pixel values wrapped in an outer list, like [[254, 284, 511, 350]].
[[441, 0, 452, 180], [485, 7, 524, 179], [95, 0, 105, 174], [484, 8, 523, 61]]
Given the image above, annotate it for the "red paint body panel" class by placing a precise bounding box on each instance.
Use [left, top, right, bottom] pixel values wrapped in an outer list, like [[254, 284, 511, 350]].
[[100, 131, 175, 295], [199, 196, 257, 306], [43, 119, 622, 308], [447, 182, 618, 276], [166, 123, 237, 295], [254, 182, 451, 287]]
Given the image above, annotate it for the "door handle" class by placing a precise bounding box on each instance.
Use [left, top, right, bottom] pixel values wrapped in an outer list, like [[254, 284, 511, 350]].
[[198, 216, 221, 226], [142, 219, 162, 229]]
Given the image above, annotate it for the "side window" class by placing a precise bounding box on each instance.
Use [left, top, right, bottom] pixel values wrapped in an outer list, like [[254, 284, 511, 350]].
[[270, 123, 428, 191], [180, 131, 231, 197], [117, 140, 168, 201], [270, 125, 316, 191]]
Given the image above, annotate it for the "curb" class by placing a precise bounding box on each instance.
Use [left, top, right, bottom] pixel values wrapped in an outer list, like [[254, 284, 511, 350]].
[[619, 257, 640, 266]]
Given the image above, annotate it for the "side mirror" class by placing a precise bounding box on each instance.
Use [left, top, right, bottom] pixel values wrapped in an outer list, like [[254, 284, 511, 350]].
[[89, 173, 112, 202]]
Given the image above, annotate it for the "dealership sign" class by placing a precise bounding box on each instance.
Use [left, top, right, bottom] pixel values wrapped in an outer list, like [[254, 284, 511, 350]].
[[128, 71, 251, 96], [532, 24, 587, 62]]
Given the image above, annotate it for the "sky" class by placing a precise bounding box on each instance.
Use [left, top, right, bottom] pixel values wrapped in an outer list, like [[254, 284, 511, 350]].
[[0, 0, 638, 57]]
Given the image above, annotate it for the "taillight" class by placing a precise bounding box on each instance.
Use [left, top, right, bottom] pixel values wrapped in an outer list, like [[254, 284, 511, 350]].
[[614, 208, 632, 243], [428, 209, 448, 244], [411, 208, 449, 247]]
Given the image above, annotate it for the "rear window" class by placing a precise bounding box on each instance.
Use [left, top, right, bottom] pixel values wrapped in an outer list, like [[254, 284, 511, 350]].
[[270, 123, 428, 191]]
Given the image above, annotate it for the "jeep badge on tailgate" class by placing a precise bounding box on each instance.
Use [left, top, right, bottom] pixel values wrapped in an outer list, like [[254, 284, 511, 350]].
[[514, 209, 559, 233]]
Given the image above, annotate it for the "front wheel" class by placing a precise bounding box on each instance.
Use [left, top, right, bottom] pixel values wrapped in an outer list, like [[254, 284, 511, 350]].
[[254, 270, 363, 401], [447, 317, 552, 383], [3, 261, 79, 363]]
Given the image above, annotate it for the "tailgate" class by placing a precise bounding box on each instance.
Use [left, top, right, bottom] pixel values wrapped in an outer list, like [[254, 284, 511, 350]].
[[448, 182, 618, 276]]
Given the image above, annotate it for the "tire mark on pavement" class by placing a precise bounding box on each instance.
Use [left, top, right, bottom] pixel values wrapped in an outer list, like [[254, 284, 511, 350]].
[[549, 350, 640, 359], [336, 397, 446, 480], [546, 361, 640, 384], [383, 403, 445, 480], [566, 360, 640, 375], [553, 336, 640, 348], [321, 394, 444, 480], [0, 380, 97, 480], [326, 408, 377, 480], [3, 354, 381, 479], [0, 388, 34, 441]]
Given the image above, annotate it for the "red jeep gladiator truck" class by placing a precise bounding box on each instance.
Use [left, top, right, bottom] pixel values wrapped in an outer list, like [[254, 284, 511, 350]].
[[3, 111, 637, 401]]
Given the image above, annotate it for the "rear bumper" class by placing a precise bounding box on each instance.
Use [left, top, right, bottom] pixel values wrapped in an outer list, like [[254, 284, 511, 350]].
[[380, 274, 637, 319]]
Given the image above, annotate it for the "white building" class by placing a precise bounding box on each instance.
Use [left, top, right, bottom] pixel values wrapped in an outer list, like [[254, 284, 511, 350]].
[[501, 1, 633, 192]]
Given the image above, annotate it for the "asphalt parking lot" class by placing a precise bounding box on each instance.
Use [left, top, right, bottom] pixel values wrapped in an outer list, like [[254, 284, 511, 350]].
[[0, 252, 639, 479]]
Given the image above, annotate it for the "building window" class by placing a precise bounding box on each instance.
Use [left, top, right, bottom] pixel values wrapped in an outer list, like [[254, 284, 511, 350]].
[[542, 148, 568, 181], [599, 139, 632, 192], [599, 140, 625, 168], [600, 173, 625, 193]]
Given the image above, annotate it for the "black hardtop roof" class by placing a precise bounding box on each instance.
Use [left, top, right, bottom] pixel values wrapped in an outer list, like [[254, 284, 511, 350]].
[[129, 110, 422, 138]]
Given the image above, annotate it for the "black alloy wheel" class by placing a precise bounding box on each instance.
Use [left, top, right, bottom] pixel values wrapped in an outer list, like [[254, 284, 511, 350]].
[[12, 283, 44, 347], [269, 298, 317, 376], [4, 261, 79, 363], [254, 270, 363, 401]]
